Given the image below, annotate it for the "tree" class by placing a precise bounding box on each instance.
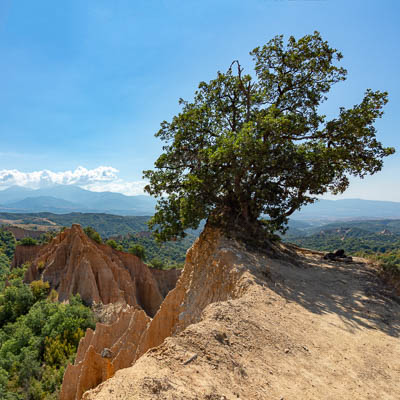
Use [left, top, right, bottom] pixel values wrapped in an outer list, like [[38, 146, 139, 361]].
[[30, 280, 50, 302], [144, 32, 395, 242], [128, 244, 146, 260], [106, 239, 118, 249], [83, 227, 102, 244], [19, 237, 37, 246], [149, 258, 165, 270]]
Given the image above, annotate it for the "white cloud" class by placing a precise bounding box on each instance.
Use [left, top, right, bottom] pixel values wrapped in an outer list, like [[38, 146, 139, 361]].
[[0, 166, 148, 196], [82, 180, 148, 196]]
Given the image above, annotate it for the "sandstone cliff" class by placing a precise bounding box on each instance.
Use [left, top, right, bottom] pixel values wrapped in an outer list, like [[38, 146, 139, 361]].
[[60, 226, 251, 399], [13, 225, 180, 317], [63, 225, 400, 400]]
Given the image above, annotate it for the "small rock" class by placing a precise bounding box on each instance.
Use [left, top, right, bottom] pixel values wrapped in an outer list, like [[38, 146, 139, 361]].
[[284, 348, 290, 354], [101, 348, 113, 358], [323, 252, 336, 261], [214, 331, 230, 345], [183, 353, 198, 365], [323, 249, 352, 262], [334, 249, 346, 258]]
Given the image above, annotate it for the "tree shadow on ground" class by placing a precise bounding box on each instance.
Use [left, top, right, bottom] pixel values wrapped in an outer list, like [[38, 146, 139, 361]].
[[264, 250, 400, 338]]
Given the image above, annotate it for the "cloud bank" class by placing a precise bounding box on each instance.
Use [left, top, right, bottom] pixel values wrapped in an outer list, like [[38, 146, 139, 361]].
[[0, 167, 147, 196]]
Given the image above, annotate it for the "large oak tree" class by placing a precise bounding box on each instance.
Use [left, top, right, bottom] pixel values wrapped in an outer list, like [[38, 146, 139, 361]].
[[144, 32, 394, 242]]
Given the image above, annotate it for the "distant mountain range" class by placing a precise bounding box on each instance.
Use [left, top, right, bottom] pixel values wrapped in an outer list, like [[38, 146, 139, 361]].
[[0, 185, 157, 215], [1, 185, 400, 220], [292, 198, 400, 220]]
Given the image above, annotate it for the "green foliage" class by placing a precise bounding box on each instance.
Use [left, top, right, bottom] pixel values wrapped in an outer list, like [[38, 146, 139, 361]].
[[2, 214, 193, 270], [0, 229, 16, 260], [19, 237, 38, 246], [0, 253, 11, 292], [284, 219, 400, 255], [43, 333, 80, 367], [48, 289, 58, 303], [45, 213, 150, 237], [128, 244, 146, 260], [83, 226, 102, 244], [30, 281, 50, 303], [37, 261, 45, 271], [116, 232, 193, 267], [0, 257, 95, 398], [1, 211, 203, 242], [357, 248, 400, 275], [106, 239, 118, 249], [38, 231, 58, 245], [149, 258, 165, 270], [287, 227, 400, 254], [285, 220, 400, 289], [144, 32, 394, 242], [0, 277, 34, 327]]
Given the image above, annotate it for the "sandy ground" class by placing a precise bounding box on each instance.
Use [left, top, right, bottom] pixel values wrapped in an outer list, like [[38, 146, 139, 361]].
[[84, 246, 400, 400]]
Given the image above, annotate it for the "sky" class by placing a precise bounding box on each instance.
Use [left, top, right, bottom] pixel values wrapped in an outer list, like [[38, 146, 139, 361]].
[[0, 0, 399, 199]]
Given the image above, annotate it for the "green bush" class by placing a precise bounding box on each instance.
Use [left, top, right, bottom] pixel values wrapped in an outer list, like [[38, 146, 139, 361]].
[[0, 229, 16, 260], [83, 227, 102, 244], [128, 244, 146, 260], [106, 239, 118, 249], [30, 280, 50, 302], [0, 256, 96, 398], [149, 258, 165, 270], [19, 237, 38, 246]]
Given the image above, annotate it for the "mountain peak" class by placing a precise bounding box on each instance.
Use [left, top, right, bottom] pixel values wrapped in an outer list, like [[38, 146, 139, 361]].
[[0, 184, 156, 215]]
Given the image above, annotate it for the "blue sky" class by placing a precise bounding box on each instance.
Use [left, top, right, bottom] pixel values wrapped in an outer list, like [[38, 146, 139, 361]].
[[0, 0, 399, 199]]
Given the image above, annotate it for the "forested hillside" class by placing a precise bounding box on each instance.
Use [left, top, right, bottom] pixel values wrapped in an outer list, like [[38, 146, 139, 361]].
[[0, 212, 150, 237], [0, 213, 201, 266], [284, 219, 400, 281], [284, 219, 400, 253], [0, 229, 96, 398]]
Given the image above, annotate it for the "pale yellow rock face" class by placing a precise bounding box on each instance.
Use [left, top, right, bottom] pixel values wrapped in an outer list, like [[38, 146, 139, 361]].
[[60, 307, 150, 400], [10, 224, 182, 400], [75, 226, 400, 400], [12, 224, 183, 400], [61, 226, 267, 399]]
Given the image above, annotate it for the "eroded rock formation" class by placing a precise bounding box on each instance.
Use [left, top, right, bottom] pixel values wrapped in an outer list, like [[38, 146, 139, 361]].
[[61, 306, 151, 400], [62, 225, 400, 400], [61, 226, 266, 399], [61, 223, 400, 400], [13, 224, 180, 317], [12, 243, 47, 269]]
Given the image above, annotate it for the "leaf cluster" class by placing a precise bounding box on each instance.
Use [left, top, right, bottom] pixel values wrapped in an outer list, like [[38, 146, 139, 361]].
[[83, 226, 102, 244]]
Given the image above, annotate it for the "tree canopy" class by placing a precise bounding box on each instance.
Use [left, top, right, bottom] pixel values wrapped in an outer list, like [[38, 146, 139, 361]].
[[144, 32, 395, 242]]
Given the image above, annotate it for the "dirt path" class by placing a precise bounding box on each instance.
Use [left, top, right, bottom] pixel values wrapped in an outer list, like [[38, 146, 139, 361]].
[[84, 245, 400, 399]]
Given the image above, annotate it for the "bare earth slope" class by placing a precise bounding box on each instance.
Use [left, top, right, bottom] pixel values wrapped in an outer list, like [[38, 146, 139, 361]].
[[79, 227, 400, 400]]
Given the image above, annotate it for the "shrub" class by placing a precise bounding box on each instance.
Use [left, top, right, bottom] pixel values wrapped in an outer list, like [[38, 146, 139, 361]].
[[149, 258, 165, 270], [48, 289, 58, 302], [83, 227, 102, 244], [30, 280, 50, 302], [106, 239, 118, 249], [128, 244, 146, 260], [20, 237, 38, 246], [37, 261, 45, 271]]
